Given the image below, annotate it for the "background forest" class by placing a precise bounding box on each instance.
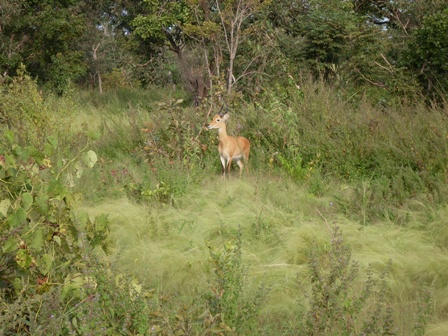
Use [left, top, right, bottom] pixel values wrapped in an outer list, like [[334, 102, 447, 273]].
[[2, 0, 448, 102], [2, 0, 448, 335]]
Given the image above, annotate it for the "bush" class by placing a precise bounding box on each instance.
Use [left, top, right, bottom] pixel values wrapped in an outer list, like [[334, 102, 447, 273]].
[[301, 226, 432, 335], [0, 72, 150, 335], [250, 78, 448, 224], [205, 231, 268, 334], [0, 66, 53, 149]]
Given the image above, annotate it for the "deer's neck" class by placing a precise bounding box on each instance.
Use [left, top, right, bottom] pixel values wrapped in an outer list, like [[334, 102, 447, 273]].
[[218, 124, 229, 139]]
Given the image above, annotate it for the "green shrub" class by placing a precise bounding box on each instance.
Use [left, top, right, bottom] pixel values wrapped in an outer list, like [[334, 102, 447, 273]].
[[249, 78, 448, 224], [205, 231, 268, 334], [0, 72, 149, 335], [303, 226, 392, 334], [302, 226, 432, 335], [140, 98, 207, 169], [0, 66, 53, 149]]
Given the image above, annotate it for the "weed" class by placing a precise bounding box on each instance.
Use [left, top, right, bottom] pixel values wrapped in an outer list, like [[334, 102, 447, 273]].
[[141, 181, 176, 205], [141, 98, 207, 170], [0, 77, 142, 335], [412, 286, 433, 336], [205, 229, 268, 334], [2, 70, 444, 334], [302, 226, 432, 335]]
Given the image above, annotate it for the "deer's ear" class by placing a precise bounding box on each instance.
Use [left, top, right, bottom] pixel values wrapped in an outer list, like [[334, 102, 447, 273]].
[[223, 113, 230, 120]]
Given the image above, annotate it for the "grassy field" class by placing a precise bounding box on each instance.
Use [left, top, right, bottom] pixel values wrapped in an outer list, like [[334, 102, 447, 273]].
[[80, 171, 448, 334], [69, 84, 448, 334], [3, 75, 448, 334]]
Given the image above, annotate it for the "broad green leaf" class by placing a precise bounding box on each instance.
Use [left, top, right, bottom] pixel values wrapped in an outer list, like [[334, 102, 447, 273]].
[[4, 130, 14, 143], [64, 192, 83, 207], [62, 273, 96, 301], [72, 317, 78, 330], [7, 207, 27, 227], [12, 145, 28, 160], [43, 142, 55, 157], [0, 199, 11, 217], [36, 195, 49, 214], [130, 278, 142, 297], [53, 235, 62, 246], [31, 164, 39, 175], [95, 214, 109, 231], [46, 135, 58, 148], [13, 277, 23, 293], [62, 283, 80, 301], [6, 167, 17, 178], [87, 129, 100, 141], [74, 211, 89, 230], [64, 191, 75, 205], [5, 154, 16, 167], [59, 260, 71, 270], [27, 146, 45, 165], [36, 254, 53, 275], [3, 237, 18, 253], [21, 192, 33, 211], [16, 249, 33, 268], [115, 274, 125, 287], [73, 192, 83, 203], [30, 228, 44, 252], [48, 178, 66, 197]]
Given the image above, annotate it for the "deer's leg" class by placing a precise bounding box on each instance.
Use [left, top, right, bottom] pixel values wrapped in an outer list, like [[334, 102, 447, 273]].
[[220, 156, 227, 177], [236, 160, 244, 177], [226, 156, 233, 177]]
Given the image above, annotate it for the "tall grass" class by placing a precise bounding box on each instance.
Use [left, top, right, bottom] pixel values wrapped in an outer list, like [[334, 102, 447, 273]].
[[45, 78, 448, 334], [82, 176, 448, 334], [248, 77, 448, 224]]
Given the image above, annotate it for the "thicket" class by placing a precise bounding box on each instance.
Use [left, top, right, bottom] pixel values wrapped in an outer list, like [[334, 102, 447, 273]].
[[251, 81, 448, 225], [78, 74, 448, 226], [2, 0, 448, 103], [0, 71, 154, 334], [1, 68, 440, 334], [2, 1, 447, 332]]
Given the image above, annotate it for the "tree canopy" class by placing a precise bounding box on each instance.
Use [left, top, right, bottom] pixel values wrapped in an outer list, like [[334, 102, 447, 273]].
[[1, 0, 447, 102]]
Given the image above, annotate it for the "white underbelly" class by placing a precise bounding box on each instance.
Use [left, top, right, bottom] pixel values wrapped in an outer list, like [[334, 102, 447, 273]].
[[221, 152, 243, 161]]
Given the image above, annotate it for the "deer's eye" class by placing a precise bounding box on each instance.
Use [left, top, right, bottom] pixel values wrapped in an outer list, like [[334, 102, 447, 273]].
[[217, 119, 221, 122]]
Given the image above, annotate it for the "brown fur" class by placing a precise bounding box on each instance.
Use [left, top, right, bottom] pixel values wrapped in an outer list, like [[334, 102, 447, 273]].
[[207, 113, 250, 177]]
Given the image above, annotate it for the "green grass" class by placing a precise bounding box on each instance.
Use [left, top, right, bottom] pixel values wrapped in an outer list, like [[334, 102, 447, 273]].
[[6, 74, 447, 333], [60, 81, 448, 333], [81, 173, 448, 334]]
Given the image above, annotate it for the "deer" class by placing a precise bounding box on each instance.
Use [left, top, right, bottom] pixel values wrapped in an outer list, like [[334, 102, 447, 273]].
[[207, 109, 250, 178]]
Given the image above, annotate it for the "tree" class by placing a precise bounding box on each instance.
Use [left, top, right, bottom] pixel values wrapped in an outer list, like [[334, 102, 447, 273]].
[[269, 1, 382, 81], [132, 0, 272, 101], [266, 0, 425, 104], [0, 1, 101, 93], [0, 0, 141, 94], [0, 0, 89, 93], [213, 0, 271, 95], [184, 0, 273, 98], [0, 0, 24, 84], [353, 0, 447, 32], [132, 0, 199, 95], [403, 9, 448, 100]]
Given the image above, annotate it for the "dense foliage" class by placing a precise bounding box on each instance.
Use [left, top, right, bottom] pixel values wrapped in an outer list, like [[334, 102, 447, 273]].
[[1, 1, 448, 335], [1, 72, 444, 334], [1, 0, 448, 101]]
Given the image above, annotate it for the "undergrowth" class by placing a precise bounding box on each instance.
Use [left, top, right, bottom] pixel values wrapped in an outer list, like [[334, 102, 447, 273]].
[[1, 70, 446, 334]]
